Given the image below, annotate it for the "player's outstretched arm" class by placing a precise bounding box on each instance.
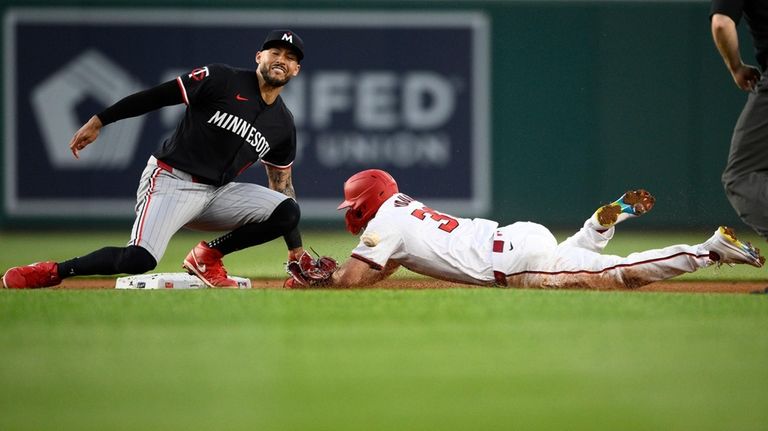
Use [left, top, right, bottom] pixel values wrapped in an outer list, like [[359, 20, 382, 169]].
[[331, 258, 399, 288], [69, 80, 184, 159], [69, 115, 103, 159], [69, 79, 184, 159]]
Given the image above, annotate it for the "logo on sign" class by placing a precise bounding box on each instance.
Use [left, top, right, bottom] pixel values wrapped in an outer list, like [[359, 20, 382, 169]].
[[281, 71, 459, 168], [30, 49, 143, 169], [5, 9, 489, 220]]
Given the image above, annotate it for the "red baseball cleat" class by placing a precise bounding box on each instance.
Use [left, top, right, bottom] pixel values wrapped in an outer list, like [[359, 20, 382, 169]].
[[2, 262, 61, 289], [182, 241, 238, 288]]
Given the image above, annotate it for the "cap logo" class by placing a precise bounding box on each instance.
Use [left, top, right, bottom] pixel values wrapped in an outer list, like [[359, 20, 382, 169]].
[[188, 66, 210, 81], [281, 33, 293, 43]]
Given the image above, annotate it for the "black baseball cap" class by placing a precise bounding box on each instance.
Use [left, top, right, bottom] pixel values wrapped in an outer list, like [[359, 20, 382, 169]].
[[262, 29, 304, 61]]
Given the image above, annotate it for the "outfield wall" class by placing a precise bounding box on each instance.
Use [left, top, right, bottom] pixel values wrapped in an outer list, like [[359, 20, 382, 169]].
[[0, 1, 752, 230]]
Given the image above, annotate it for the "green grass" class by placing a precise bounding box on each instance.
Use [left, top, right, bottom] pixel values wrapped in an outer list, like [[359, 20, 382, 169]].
[[0, 288, 766, 431], [0, 229, 766, 430]]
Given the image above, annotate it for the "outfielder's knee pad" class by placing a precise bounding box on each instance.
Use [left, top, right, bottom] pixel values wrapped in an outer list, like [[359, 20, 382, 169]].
[[117, 245, 157, 274]]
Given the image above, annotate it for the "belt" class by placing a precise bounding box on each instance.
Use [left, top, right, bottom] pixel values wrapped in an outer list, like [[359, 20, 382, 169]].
[[492, 236, 508, 287], [151, 156, 218, 186]]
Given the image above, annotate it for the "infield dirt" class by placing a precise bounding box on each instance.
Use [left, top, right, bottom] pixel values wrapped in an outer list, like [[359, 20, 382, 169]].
[[30, 278, 768, 294]]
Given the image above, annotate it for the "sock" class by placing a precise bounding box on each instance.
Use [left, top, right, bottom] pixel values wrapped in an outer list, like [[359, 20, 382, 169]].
[[57, 246, 156, 278]]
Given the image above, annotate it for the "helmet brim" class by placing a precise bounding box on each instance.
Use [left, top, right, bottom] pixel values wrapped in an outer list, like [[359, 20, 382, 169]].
[[337, 200, 354, 210]]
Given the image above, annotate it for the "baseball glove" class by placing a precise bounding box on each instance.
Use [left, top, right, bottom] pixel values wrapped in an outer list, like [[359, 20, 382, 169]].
[[285, 251, 338, 288]]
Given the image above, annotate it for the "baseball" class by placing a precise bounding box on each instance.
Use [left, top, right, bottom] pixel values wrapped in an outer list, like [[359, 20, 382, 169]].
[[362, 232, 380, 247]]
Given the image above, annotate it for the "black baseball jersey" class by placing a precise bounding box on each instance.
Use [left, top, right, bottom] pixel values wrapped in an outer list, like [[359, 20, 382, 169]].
[[154, 63, 297, 186], [711, 0, 768, 70]]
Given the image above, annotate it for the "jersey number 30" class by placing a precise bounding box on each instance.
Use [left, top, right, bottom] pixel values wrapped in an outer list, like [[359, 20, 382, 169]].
[[411, 207, 459, 233]]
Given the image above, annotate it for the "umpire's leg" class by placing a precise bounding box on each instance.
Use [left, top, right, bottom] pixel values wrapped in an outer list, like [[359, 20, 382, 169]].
[[722, 76, 768, 240], [723, 174, 768, 240]]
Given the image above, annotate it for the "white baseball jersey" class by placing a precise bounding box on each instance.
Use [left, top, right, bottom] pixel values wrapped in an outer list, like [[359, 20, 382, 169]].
[[351, 194, 499, 284], [351, 193, 716, 289]]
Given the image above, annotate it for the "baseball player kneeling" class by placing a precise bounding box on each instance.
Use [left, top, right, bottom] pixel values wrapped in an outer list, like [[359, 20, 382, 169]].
[[3, 30, 310, 289]]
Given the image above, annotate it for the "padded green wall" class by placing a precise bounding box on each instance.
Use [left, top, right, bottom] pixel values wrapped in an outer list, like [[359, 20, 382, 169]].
[[488, 2, 748, 230], [0, 1, 752, 230]]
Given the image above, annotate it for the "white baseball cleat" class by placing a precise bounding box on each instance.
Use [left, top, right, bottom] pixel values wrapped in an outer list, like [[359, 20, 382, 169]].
[[702, 226, 765, 268]]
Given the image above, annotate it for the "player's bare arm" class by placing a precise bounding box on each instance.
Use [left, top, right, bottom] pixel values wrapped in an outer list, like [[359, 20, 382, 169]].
[[69, 115, 103, 159], [266, 165, 296, 199], [264, 165, 302, 259], [711, 13, 761, 91], [331, 258, 400, 287]]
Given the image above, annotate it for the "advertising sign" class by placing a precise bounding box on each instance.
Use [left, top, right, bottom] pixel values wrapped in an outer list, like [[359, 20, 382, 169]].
[[4, 9, 489, 219]]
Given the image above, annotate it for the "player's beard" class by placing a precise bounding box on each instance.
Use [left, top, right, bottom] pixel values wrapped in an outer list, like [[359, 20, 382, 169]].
[[259, 63, 291, 88]]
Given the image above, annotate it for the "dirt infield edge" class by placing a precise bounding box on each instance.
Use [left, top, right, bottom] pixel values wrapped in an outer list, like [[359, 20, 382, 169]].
[[20, 278, 768, 294]]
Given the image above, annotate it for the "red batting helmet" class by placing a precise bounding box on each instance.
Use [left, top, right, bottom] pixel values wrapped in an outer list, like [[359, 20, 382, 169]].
[[337, 169, 399, 234]]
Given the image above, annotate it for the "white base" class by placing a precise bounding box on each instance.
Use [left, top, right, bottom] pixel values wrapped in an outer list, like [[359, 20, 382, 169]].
[[115, 272, 251, 289]]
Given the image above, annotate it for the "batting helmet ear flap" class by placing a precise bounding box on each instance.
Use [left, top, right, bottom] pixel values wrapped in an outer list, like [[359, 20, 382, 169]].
[[344, 208, 366, 235], [338, 169, 398, 234]]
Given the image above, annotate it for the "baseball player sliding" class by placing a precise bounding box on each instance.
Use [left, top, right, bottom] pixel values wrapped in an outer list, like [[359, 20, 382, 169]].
[[3, 29, 307, 289], [286, 169, 764, 289]]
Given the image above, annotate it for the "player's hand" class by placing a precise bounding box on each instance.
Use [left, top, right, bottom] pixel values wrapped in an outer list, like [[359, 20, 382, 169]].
[[285, 251, 338, 287], [69, 115, 103, 159], [288, 247, 304, 262], [732, 63, 761, 92]]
